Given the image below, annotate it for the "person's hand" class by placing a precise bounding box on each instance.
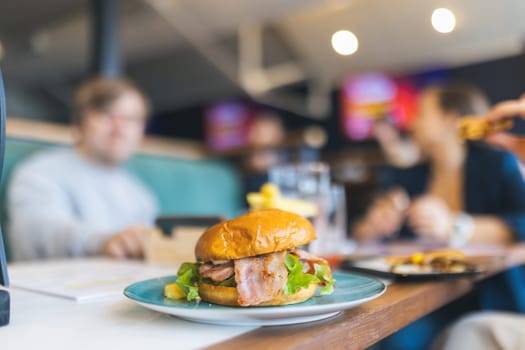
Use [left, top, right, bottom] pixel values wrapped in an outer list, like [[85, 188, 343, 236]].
[[102, 225, 149, 259], [407, 195, 454, 242], [485, 94, 525, 163], [354, 188, 409, 241], [372, 120, 400, 147]]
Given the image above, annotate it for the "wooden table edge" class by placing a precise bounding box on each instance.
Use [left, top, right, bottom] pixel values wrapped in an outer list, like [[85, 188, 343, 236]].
[[205, 245, 525, 350]]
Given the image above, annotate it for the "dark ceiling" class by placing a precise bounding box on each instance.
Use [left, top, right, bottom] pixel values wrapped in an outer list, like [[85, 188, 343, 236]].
[[1, 0, 524, 141], [0, 0, 300, 127]]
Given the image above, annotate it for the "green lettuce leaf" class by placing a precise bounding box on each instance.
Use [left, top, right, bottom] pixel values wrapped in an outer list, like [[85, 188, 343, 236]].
[[200, 275, 237, 287], [314, 263, 336, 295], [284, 253, 320, 295], [175, 262, 201, 301]]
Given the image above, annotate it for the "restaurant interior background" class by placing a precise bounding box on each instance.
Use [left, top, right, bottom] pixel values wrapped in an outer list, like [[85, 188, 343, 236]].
[[1, 0, 525, 220], [3, 1, 525, 347]]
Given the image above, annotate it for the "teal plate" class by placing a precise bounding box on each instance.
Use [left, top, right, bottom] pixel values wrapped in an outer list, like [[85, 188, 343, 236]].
[[124, 272, 386, 326]]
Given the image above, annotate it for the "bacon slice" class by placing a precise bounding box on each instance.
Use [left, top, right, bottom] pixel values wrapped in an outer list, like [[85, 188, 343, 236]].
[[291, 248, 331, 276], [234, 251, 288, 306], [198, 261, 234, 283]]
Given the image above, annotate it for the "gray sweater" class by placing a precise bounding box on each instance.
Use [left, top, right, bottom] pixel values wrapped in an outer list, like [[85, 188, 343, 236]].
[[7, 149, 158, 260]]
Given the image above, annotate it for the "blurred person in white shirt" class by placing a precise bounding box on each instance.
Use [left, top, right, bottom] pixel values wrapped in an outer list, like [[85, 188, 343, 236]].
[[8, 78, 158, 261]]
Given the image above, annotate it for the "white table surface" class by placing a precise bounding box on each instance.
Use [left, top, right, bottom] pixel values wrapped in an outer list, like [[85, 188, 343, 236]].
[[0, 259, 257, 350]]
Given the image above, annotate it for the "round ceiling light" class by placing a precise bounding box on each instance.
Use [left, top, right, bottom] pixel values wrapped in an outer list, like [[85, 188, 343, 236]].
[[331, 30, 359, 56], [431, 8, 456, 34]]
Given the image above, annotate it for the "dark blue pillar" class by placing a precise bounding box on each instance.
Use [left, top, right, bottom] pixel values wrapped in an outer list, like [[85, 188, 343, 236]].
[[0, 66, 10, 327], [91, 0, 121, 77]]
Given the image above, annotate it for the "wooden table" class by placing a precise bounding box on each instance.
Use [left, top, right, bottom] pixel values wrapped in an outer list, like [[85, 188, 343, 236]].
[[207, 245, 525, 350], [2, 246, 524, 350]]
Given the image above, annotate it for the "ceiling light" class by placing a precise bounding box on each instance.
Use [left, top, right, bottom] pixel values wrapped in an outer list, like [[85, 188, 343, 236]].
[[331, 30, 358, 56], [431, 8, 456, 34]]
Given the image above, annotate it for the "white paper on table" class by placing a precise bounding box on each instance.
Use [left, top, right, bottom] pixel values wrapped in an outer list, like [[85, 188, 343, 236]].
[[8, 258, 176, 302]]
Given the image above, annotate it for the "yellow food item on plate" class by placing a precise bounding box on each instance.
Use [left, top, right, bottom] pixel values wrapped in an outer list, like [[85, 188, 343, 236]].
[[164, 282, 186, 300], [410, 252, 425, 265]]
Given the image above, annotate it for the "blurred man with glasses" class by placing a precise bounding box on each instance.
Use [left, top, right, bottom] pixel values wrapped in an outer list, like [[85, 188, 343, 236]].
[[8, 78, 157, 261]]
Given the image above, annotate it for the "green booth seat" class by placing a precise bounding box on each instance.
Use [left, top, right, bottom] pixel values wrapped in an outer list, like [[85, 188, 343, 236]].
[[0, 138, 244, 260]]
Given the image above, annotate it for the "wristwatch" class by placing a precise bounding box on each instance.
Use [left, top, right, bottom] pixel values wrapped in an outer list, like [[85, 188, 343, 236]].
[[449, 212, 474, 248]]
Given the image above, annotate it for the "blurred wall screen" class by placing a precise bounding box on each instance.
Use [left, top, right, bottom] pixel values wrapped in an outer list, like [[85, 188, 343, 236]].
[[340, 73, 418, 141], [204, 101, 254, 152]]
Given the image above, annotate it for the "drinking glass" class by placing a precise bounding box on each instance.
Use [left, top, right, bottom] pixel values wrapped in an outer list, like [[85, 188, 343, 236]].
[[269, 162, 333, 255]]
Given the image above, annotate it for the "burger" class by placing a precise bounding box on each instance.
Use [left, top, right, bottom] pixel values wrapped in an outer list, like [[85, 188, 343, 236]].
[[165, 208, 335, 306], [458, 116, 513, 140]]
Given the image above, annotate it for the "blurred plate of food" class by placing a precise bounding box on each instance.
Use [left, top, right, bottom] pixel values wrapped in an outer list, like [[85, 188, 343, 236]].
[[340, 249, 486, 281]]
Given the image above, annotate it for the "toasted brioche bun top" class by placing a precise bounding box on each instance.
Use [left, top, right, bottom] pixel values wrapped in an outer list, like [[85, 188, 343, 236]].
[[195, 209, 316, 261]]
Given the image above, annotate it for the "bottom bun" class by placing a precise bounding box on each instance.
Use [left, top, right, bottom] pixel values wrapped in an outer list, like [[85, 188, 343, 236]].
[[198, 282, 318, 307]]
